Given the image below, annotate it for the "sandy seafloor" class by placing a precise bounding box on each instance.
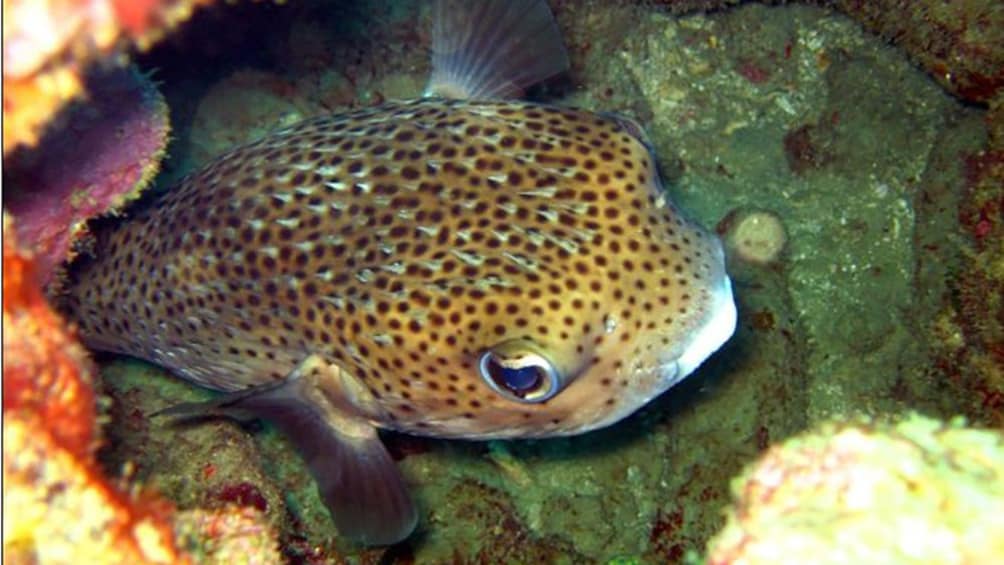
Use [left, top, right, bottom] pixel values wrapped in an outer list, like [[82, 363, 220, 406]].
[[93, 1, 993, 562]]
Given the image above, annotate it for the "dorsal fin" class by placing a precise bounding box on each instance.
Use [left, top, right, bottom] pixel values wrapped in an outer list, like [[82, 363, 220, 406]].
[[426, 0, 570, 100]]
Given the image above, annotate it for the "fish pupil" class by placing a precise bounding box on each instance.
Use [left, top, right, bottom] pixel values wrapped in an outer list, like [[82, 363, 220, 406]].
[[486, 358, 542, 396]]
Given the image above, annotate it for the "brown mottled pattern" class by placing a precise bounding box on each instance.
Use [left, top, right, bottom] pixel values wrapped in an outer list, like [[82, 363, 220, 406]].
[[63, 98, 723, 438]]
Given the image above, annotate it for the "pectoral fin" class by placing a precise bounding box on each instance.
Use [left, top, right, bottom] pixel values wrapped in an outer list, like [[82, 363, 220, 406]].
[[158, 355, 417, 546]]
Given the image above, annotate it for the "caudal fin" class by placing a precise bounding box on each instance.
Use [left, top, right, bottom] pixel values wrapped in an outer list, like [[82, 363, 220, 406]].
[[426, 0, 570, 99]]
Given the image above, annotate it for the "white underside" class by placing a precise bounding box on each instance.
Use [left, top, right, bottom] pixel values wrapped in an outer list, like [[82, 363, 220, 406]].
[[672, 273, 737, 385]]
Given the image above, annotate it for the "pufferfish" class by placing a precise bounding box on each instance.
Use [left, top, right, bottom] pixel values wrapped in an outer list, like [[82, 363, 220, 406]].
[[60, 0, 737, 545]]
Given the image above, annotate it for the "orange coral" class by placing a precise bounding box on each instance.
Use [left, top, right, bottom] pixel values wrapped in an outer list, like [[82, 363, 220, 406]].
[[2, 0, 209, 153], [3, 415, 187, 564], [3, 214, 98, 456], [2, 217, 186, 564]]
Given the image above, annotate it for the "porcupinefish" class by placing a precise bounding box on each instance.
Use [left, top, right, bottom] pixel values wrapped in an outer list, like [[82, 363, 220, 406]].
[[61, 0, 737, 545]]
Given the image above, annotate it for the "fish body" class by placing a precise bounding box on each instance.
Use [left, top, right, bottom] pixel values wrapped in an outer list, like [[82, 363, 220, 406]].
[[62, 0, 736, 545], [68, 97, 733, 437]]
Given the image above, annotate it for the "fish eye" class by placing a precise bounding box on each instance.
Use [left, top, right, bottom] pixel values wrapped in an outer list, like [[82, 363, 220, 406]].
[[477, 342, 561, 404]]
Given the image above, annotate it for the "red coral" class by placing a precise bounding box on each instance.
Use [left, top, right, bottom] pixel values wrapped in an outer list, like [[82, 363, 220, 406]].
[[4, 67, 169, 286], [215, 482, 269, 513], [649, 509, 686, 561]]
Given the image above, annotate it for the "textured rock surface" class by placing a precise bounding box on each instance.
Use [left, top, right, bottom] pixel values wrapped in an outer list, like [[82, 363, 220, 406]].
[[643, 0, 1004, 104]]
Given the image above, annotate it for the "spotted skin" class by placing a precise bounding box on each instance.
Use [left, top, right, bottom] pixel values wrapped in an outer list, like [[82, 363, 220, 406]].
[[63, 97, 729, 439]]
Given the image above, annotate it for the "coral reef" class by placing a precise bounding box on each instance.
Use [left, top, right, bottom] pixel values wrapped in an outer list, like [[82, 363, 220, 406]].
[[3, 214, 97, 455], [705, 414, 1004, 564], [3, 419, 182, 565], [2, 0, 999, 562], [2, 0, 208, 152], [4, 66, 170, 286], [2, 219, 183, 564], [88, 0, 999, 562]]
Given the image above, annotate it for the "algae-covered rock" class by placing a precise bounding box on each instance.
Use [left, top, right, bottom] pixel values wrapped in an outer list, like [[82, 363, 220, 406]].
[[186, 70, 316, 167], [98, 360, 292, 539], [639, 0, 1004, 104]]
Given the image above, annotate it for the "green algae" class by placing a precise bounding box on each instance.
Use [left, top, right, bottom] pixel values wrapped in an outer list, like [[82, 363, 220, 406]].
[[90, 1, 1002, 563]]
